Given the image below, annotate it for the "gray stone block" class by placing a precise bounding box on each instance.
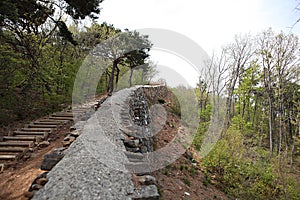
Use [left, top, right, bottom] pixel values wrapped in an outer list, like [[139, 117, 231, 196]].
[[131, 185, 159, 200]]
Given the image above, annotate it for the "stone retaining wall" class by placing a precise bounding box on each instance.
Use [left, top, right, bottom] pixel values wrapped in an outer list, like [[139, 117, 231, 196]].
[[32, 85, 167, 200]]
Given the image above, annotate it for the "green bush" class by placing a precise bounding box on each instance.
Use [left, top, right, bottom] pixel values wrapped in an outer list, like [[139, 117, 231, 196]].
[[202, 128, 289, 199]]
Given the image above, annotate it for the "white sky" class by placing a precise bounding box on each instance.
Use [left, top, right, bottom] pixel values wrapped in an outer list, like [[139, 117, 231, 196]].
[[95, 0, 300, 87]]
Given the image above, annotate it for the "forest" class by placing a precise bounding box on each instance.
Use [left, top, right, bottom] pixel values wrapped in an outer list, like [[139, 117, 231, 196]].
[[0, 0, 300, 199], [193, 30, 300, 199], [0, 0, 154, 126]]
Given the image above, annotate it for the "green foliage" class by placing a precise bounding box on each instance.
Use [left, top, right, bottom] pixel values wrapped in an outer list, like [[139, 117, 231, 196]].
[[65, 0, 103, 19], [202, 127, 300, 199], [180, 164, 188, 171], [194, 29, 300, 200], [163, 169, 170, 176], [193, 104, 212, 150], [0, 0, 103, 25], [285, 177, 300, 200], [0, 16, 155, 126], [57, 21, 78, 45]]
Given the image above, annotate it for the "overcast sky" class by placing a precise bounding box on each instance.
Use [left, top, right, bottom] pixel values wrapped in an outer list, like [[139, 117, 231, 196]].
[[95, 0, 300, 87]]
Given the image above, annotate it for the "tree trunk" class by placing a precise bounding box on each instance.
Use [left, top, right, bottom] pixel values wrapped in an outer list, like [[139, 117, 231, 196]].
[[108, 59, 118, 95], [268, 96, 273, 156], [129, 68, 133, 87], [105, 70, 109, 92], [278, 110, 283, 154], [115, 66, 120, 90]]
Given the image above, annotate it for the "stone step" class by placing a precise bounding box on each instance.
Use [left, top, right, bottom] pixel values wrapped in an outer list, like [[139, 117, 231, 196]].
[[131, 185, 159, 200], [125, 162, 153, 175], [128, 158, 144, 163], [0, 155, 17, 160], [0, 147, 27, 152], [3, 136, 36, 141], [124, 151, 145, 160], [28, 124, 58, 129], [0, 141, 34, 148], [21, 128, 53, 132]]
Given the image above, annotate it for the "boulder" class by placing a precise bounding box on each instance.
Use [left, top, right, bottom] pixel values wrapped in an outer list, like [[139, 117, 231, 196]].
[[124, 139, 140, 148], [29, 172, 48, 192], [40, 148, 65, 171], [131, 185, 159, 200], [70, 130, 81, 137]]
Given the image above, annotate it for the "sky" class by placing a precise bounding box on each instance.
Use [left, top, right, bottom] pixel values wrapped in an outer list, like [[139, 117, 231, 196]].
[[95, 0, 300, 87]]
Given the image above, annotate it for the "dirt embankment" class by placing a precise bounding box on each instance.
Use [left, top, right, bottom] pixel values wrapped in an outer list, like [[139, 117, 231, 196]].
[[152, 90, 229, 200]]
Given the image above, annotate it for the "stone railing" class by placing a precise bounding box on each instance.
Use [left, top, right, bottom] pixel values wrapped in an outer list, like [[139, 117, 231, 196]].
[[32, 85, 167, 200]]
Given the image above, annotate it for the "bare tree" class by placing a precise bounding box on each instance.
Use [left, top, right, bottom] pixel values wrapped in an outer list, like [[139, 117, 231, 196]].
[[224, 34, 255, 129], [201, 49, 229, 120], [257, 29, 299, 156]]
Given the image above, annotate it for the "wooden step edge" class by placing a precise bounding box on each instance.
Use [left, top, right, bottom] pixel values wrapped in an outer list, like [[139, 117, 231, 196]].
[[13, 132, 48, 138], [15, 135, 45, 140], [3, 136, 36, 141], [0, 155, 17, 160], [37, 119, 69, 123], [48, 117, 74, 121], [0, 147, 27, 152], [33, 121, 63, 125], [52, 113, 75, 117], [0, 151, 21, 155], [28, 124, 58, 128], [14, 131, 47, 135], [0, 142, 34, 148], [20, 128, 53, 132]]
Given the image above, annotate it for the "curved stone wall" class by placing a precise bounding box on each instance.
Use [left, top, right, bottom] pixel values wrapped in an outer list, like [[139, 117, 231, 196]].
[[32, 85, 166, 200]]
